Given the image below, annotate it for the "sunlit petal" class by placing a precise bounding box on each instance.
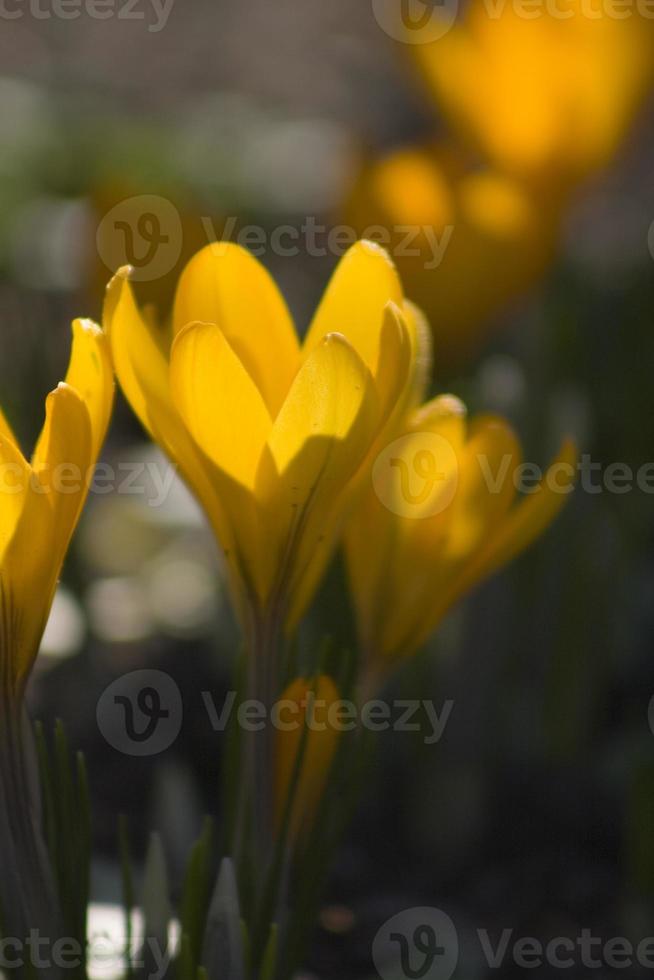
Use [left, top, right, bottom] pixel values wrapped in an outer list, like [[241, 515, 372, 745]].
[[302, 241, 403, 376], [172, 243, 300, 416], [170, 320, 272, 490]]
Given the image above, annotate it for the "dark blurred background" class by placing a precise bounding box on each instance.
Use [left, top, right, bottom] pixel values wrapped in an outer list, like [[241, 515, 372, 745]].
[[2, 1, 654, 976]]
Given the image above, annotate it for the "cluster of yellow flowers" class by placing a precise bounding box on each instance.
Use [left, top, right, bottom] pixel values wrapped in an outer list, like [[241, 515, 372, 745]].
[[349, 0, 654, 369], [0, 241, 575, 849]]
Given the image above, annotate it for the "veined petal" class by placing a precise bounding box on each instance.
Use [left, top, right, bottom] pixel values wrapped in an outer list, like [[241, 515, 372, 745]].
[[170, 321, 272, 490], [373, 303, 413, 430], [172, 243, 300, 417], [258, 333, 378, 609], [302, 241, 403, 377], [287, 308, 416, 630]]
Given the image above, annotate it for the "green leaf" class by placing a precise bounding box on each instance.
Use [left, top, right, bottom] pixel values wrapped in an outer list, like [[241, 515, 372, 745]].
[[142, 833, 172, 976], [259, 924, 278, 980], [201, 858, 245, 980], [179, 817, 215, 977]]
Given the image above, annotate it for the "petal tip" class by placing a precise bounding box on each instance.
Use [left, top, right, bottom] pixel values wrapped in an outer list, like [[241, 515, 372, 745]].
[[357, 238, 396, 268]]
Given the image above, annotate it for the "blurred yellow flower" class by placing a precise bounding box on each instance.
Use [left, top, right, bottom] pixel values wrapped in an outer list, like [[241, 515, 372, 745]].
[[345, 394, 577, 665], [275, 675, 341, 841], [347, 145, 561, 372], [0, 320, 114, 696], [412, 0, 654, 187], [105, 241, 420, 632]]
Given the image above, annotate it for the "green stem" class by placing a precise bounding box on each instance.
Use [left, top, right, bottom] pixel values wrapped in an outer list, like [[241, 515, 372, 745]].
[[0, 692, 62, 979]]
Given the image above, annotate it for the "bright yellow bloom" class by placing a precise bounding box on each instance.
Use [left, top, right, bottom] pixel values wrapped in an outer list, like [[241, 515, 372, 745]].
[[347, 145, 561, 372], [274, 675, 341, 840], [412, 0, 654, 187], [0, 320, 114, 695], [345, 394, 577, 665], [105, 241, 420, 632]]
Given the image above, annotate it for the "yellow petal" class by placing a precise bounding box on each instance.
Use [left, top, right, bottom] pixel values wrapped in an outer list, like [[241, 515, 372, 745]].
[[32, 383, 93, 567], [170, 321, 272, 490], [0, 436, 56, 685], [2, 341, 110, 689], [454, 437, 578, 591], [275, 675, 340, 840], [373, 303, 413, 429], [59, 318, 114, 461], [440, 414, 521, 561], [104, 270, 245, 609], [345, 395, 465, 656], [402, 300, 433, 407], [258, 333, 378, 611], [409, 436, 576, 654], [0, 434, 30, 564], [172, 243, 300, 417], [302, 240, 403, 376], [356, 411, 518, 660], [350, 395, 468, 659], [104, 269, 173, 432], [0, 407, 18, 449]]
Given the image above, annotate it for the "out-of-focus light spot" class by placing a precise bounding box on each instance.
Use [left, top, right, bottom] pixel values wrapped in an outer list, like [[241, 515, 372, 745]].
[[39, 586, 86, 660], [147, 558, 216, 637], [0, 77, 54, 172], [319, 904, 356, 935], [87, 905, 179, 980], [477, 355, 526, 414], [175, 93, 354, 212], [244, 118, 354, 213], [10, 196, 90, 290], [86, 577, 154, 643]]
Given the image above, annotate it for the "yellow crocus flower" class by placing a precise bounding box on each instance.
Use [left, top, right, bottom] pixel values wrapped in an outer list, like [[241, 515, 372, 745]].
[[345, 394, 577, 666], [411, 0, 654, 187], [105, 241, 419, 634], [347, 144, 561, 372], [0, 320, 114, 698], [275, 674, 341, 841]]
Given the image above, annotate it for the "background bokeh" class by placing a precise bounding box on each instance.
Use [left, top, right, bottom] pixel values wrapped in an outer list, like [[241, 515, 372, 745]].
[[2, 1, 654, 976]]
